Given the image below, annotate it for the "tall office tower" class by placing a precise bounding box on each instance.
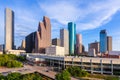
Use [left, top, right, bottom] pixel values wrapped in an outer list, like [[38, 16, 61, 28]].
[[52, 38, 60, 46], [107, 36, 112, 51], [60, 29, 69, 55], [25, 32, 36, 53], [21, 40, 26, 50], [68, 22, 76, 55], [35, 16, 51, 53], [100, 30, 107, 53], [5, 8, 14, 51], [76, 34, 82, 44], [76, 34, 82, 54], [89, 41, 99, 54]]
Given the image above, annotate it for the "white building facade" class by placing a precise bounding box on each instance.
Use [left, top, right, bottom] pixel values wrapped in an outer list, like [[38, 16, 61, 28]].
[[46, 46, 65, 56]]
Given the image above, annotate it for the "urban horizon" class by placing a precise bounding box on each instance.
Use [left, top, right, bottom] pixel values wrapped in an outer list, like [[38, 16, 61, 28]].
[[0, 0, 120, 51], [1, 0, 120, 79]]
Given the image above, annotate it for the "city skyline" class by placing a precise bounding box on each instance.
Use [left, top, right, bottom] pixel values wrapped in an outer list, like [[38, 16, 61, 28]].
[[0, 0, 120, 51]]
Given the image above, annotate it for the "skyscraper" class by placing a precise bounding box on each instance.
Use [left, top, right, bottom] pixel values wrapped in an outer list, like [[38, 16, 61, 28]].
[[76, 34, 82, 44], [68, 22, 76, 55], [5, 8, 14, 51], [25, 32, 36, 53], [52, 38, 60, 46], [107, 36, 112, 51], [35, 16, 51, 53], [21, 40, 26, 50], [60, 29, 69, 55], [100, 30, 107, 53], [76, 34, 82, 54]]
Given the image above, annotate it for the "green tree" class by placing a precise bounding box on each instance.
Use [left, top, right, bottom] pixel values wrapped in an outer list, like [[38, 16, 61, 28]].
[[7, 72, 21, 80], [22, 74, 34, 80], [55, 73, 61, 80], [67, 66, 88, 77], [0, 74, 6, 80], [6, 60, 23, 68], [33, 73, 42, 80], [17, 56, 26, 62], [55, 70, 71, 80], [6, 61, 12, 68]]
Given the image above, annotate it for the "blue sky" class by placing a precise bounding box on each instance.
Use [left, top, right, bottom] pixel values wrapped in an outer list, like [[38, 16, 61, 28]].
[[0, 0, 120, 51]]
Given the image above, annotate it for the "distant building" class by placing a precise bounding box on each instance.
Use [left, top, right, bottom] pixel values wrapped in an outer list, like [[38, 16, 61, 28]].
[[88, 48, 96, 57], [25, 32, 36, 53], [102, 51, 120, 58], [68, 22, 76, 55], [6, 50, 26, 56], [60, 29, 69, 55], [46, 45, 65, 56], [5, 8, 14, 51], [89, 41, 99, 54], [0, 44, 4, 54], [52, 38, 60, 46], [107, 36, 112, 51], [82, 45, 85, 53], [21, 40, 26, 50], [0, 44, 4, 52], [100, 30, 107, 53], [76, 34, 82, 54], [35, 16, 51, 53]]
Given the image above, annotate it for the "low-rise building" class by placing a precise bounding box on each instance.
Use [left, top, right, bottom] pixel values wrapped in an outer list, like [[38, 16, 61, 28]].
[[6, 50, 26, 55], [88, 48, 96, 57], [88, 41, 99, 55], [102, 51, 120, 58], [26, 54, 120, 75], [52, 38, 61, 46], [45, 45, 65, 56]]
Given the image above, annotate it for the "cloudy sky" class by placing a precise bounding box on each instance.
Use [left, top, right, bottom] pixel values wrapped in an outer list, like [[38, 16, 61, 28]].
[[0, 0, 120, 51]]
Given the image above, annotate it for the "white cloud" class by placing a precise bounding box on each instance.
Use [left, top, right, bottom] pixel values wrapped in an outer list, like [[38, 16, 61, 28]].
[[39, 0, 120, 31], [39, 1, 81, 24], [16, 9, 38, 23], [14, 8, 39, 40]]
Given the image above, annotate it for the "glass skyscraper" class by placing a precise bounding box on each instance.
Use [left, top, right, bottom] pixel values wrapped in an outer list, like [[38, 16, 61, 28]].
[[100, 30, 107, 53], [68, 22, 76, 55]]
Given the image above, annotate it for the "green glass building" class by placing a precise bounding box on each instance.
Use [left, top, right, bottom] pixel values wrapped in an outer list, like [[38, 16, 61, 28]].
[[68, 22, 76, 55]]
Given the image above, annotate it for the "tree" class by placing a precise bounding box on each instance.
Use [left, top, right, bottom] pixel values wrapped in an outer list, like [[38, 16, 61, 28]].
[[33, 73, 42, 80], [0, 54, 23, 68], [55, 70, 71, 80], [0, 74, 6, 80], [7, 72, 21, 80], [6, 60, 23, 68], [67, 66, 89, 77], [21, 73, 42, 80], [17, 56, 26, 62], [55, 73, 61, 80]]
